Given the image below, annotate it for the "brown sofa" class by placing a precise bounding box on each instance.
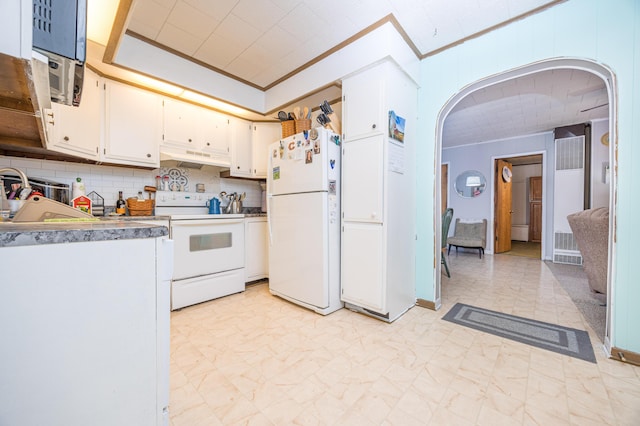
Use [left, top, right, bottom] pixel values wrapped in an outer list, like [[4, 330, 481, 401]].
[[567, 208, 609, 294]]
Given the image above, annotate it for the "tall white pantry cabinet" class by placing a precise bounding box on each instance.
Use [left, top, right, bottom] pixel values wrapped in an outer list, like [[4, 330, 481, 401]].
[[340, 60, 418, 322]]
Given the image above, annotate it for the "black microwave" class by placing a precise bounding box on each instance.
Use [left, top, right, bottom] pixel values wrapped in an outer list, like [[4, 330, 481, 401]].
[[32, 0, 87, 107]]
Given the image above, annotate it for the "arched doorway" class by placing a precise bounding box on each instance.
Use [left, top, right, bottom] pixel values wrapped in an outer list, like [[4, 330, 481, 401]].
[[434, 58, 616, 347]]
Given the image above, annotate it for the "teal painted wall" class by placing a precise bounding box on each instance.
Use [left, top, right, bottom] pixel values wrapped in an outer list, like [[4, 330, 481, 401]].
[[416, 0, 640, 352]]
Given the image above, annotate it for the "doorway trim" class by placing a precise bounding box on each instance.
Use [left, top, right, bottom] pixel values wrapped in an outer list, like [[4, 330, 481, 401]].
[[490, 151, 546, 259], [434, 57, 617, 352]]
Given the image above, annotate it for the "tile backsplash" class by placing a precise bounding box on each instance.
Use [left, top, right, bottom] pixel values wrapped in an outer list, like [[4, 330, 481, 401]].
[[0, 156, 262, 209]]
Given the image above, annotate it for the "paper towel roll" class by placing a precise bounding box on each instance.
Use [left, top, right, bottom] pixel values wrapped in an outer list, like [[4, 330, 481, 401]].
[[72, 178, 85, 199]]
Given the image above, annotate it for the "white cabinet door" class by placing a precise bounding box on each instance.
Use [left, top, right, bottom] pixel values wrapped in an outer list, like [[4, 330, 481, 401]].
[[162, 98, 200, 148], [251, 122, 281, 178], [342, 134, 384, 223], [104, 81, 161, 167], [342, 66, 384, 140], [201, 109, 230, 162], [341, 222, 385, 312], [45, 69, 101, 160], [245, 217, 268, 282], [0, 237, 166, 425], [230, 119, 253, 177]]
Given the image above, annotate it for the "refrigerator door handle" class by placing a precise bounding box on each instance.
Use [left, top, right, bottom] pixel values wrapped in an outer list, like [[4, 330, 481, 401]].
[[267, 193, 273, 246], [267, 150, 274, 246]]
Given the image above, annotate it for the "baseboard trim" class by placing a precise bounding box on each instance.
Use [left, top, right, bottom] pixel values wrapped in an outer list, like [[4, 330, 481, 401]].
[[611, 347, 640, 366], [416, 298, 437, 310]]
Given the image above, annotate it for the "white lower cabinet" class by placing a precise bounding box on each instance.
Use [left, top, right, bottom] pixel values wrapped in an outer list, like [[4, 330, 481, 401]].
[[245, 216, 269, 282], [0, 236, 171, 425], [341, 222, 385, 311]]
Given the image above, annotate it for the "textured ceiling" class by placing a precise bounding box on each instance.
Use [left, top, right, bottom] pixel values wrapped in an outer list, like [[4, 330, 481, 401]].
[[443, 68, 609, 147], [126, 0, 562, 89], [112, 0, 611, 147]]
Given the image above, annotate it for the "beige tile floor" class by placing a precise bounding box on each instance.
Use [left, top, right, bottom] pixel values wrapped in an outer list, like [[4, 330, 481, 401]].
[[169, 253, 640, 425]]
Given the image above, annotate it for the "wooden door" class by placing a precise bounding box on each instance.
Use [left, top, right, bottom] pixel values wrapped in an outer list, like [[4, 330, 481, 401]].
[[495, 159, 513, 253], [529, 176, 542, 242], [529, 202, 542, 242], [530, 176, 542, 201]]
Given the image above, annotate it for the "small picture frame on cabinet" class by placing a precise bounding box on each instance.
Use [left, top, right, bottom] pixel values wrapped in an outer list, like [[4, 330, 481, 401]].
[[388, 110, 405, 143]]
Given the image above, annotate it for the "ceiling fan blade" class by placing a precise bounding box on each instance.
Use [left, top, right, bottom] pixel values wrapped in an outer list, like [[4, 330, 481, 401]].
[[580, 103, 608, 112]]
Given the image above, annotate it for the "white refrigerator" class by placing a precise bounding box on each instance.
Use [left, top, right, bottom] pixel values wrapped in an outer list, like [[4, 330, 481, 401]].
[[267, 127, 343, 315]]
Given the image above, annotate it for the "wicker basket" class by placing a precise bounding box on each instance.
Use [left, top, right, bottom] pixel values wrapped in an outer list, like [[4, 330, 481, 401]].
[[295, 119, 311, 133], [127, 198, 154, 216], [281, 120, 296, 138]]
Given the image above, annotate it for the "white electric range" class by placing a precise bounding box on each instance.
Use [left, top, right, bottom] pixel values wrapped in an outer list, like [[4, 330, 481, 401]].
[[155, 191, 245, 310]]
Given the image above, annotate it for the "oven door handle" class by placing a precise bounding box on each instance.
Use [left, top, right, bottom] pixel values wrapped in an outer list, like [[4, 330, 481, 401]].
[[170, 218, 244, 227]]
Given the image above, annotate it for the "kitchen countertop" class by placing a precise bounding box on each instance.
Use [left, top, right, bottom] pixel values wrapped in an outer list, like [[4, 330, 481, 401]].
[[0, 220, 169, 248], [0, 212, 267, 248], [103, 213, 267, 219], [101, 215, 171, 221]]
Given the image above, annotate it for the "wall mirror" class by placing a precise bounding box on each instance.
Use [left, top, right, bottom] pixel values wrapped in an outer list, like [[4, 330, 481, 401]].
[[454, 170, 487, 198]]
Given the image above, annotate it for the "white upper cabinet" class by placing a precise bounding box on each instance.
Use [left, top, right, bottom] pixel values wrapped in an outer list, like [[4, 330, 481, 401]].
[[162, 98, 200, 148], [251, 122, 281, 178], [104, 80, 161, 167], [342, 65, 385, 141], [44, 68, 101, 160], [161, 98, 231, 166], [229, 121, 280, 179], [230, 118, 253, 177], [201, 109, 230, 163]]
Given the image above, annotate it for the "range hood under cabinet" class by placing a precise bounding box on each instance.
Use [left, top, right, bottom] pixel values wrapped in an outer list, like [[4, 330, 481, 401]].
[[159, 147, 230, 169]]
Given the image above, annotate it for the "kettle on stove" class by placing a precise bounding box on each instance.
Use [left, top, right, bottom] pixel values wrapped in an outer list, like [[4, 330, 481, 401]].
[[206, 197, 221, 214]]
